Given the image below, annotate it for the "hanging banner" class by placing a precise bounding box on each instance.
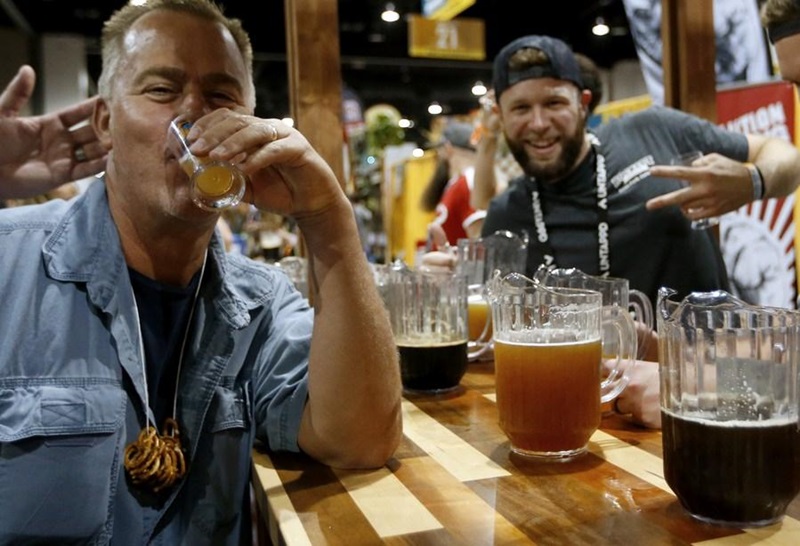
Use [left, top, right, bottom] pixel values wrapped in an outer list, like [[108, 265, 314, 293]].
[[408, 14, 485, 60], [716, 80, 798, 308], [422, 0, 476, 21], [622, 0, 771, 105]]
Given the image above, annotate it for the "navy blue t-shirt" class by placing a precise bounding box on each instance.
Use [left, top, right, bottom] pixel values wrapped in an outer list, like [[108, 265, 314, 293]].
[[129, 268, 201, 427]]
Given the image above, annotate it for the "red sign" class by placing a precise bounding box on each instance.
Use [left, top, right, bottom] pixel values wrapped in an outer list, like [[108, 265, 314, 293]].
[[716, 80, 798, 308]]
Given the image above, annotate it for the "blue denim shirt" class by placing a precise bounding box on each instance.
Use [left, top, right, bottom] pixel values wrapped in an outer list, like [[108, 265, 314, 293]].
[[0, 180, 312, 545]]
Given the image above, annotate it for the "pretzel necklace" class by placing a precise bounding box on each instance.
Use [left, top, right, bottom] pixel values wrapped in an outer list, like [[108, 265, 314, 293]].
[[124, 253, 206, 494]]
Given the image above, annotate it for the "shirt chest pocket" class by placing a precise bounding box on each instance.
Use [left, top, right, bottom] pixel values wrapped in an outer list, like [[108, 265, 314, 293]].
[[0, 383, 126, 544]]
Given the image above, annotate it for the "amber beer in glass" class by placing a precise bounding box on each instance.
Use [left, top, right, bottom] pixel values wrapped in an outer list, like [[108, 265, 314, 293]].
[[167, 115, 247, 211], [494, 337, 601, 453], [467, 294, 491, 342], [457, 232, 527, 361], [486, 272, 635, 461]]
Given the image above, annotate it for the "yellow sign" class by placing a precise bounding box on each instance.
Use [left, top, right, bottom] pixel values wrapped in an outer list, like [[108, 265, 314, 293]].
[[422, 0, 476, 21], [408, 15, 485, 61]]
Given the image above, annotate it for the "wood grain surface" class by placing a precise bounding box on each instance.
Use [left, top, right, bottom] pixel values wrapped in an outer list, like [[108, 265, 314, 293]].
[[252, 361, 800, 545]]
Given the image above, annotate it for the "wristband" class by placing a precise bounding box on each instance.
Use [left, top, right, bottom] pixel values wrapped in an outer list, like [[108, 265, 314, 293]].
[[745, 162, 765, 201], [470, 125, 498, 147]]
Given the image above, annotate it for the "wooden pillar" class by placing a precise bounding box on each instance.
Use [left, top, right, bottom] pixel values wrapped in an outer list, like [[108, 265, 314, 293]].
[[283, 0, 347, 297], [284, 0, 345, 186], [661, 0, 716, 122]]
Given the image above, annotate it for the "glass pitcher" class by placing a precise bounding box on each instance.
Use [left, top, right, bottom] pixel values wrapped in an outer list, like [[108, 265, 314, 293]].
[[657, 287, 800, 527], [485, 271, 636, 460], [384, 260, 487, 394], [533, 264, 653, 360], [457, 230, 528, 359]]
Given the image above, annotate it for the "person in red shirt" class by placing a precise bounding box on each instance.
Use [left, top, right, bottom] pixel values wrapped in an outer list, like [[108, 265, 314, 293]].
[[427, 120, 482, 246]]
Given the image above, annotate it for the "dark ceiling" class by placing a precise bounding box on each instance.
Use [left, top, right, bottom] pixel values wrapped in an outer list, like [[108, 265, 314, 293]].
[[0, 0, 638, 142]]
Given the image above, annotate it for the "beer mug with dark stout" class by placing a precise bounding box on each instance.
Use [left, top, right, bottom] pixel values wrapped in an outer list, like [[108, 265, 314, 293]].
[[658, 288, 800, 527], [384, 260, 487, 395]]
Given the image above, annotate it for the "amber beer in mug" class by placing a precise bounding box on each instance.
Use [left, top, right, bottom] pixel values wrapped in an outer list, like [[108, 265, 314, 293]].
[[467, 290, 492, 343], [494, 337, 601, 453], [486, 272, 635, 461]]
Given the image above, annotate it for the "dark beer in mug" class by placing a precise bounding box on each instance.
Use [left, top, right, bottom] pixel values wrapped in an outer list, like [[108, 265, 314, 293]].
[[397, 340, 468, 394], [662, 410, 800, 526]]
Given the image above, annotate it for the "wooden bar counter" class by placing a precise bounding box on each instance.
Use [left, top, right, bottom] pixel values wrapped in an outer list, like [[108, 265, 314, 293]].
[[252, 361, 800, 545]]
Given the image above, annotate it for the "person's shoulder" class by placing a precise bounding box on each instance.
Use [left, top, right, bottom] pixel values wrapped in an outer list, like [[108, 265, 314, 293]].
[[0, 198, 70, 231], [599, 105, 703, 141], [607, 105, 684, 127]]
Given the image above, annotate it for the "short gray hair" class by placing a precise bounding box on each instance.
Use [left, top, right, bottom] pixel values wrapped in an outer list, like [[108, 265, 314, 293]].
[[97, 0, 255, 106]]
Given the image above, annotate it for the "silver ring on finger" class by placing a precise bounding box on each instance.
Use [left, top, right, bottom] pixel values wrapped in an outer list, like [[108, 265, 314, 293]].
[[267, 123, 278, 142], [74, 146, 87, 162]]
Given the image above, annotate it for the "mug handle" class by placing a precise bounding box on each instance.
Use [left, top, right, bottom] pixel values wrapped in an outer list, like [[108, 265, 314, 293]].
[[468, 290, 493, 361], [629, 289, 654, 360], [600, 305, 637, 404]]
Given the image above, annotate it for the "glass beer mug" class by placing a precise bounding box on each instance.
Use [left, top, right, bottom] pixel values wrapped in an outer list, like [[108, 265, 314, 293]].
[[457, 230, 528, 360], [657, 288, 800, 527], [384, 261, 488, 394], [485, 271, 636, 461], [533, 264, 653, 360]]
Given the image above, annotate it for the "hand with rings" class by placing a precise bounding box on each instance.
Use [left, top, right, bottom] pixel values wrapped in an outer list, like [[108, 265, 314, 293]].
[[609, 359, 662, 429], [184, 110, 347, 219], [0, 64, 108, 199], [74, 146, 88, 163]]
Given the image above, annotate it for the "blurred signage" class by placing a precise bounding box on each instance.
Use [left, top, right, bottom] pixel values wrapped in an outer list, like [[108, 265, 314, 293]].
[[715, 80, 797, 308], [408, 15, 485, 61], [422, 0, 476, 21]]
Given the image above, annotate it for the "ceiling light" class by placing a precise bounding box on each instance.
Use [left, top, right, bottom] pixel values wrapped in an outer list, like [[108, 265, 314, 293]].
[[471, 81, 487, 96], [381, 3, 400, 23], [592, 16, 610, 37], [427, 102, 443, 115]]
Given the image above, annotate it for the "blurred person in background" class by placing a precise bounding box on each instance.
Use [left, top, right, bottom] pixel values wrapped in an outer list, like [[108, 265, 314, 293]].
[[424, 120, 485, 246], [762, 1, 800, 89]]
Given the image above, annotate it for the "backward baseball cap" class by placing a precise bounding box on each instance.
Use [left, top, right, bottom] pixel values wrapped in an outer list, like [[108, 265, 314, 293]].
[[492, 35, 584, 99]]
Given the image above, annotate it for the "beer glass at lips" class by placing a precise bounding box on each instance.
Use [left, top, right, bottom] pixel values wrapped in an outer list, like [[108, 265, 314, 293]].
[[457, 230, 528, 359], [658, 288, 800, 528], [533, 265, 653, 360], [384, 261, 488, 394], [485, 272, 636, 461], [167, 115, 247, 211]]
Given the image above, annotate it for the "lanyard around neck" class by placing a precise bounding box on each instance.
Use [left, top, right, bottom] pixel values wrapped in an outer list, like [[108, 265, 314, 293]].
[[529, 133, 610, 276]]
